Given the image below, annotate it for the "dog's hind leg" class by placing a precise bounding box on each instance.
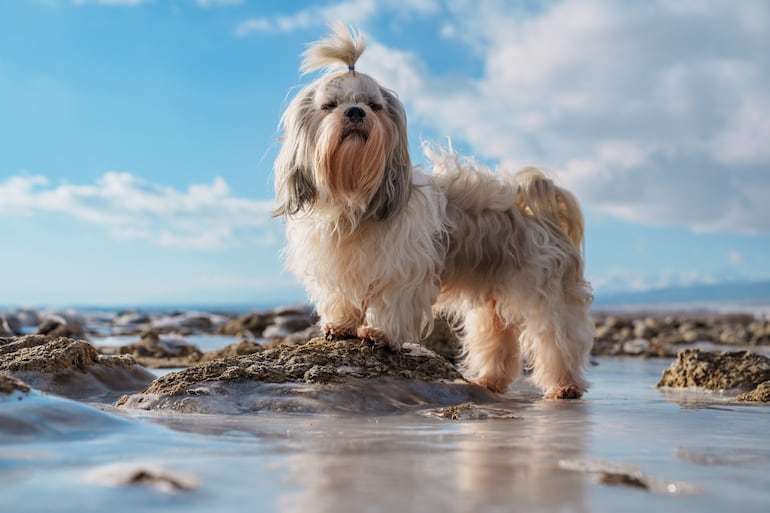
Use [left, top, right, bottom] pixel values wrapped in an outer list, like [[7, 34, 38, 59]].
[[462, 301, 522, 394], [521, 299, 593, 399]]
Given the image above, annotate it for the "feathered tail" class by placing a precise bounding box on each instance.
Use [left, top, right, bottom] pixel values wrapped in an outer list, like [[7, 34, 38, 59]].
[[512, 167, 585, 256], [425, 143, 585, 256]]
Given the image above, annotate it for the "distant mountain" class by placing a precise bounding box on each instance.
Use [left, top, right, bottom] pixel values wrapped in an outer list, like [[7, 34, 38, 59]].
[[593, 279, 770, 307]]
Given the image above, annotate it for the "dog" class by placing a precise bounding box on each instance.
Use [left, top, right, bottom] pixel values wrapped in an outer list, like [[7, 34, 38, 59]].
[[273, 24, 594, 399]]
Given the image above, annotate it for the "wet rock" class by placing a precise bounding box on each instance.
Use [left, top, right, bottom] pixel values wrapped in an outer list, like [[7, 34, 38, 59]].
[[622, 338, 650, 355], [597, 471, 651, 490], [114, 331, 203, 369], [421, 402, 519, 420], [736, 381, 770, 402], [121, 331, 202, 358], [681, 328, 713, 343], [591, 338, 621, 356], [0, 374, 30, 395], [719, 325, 750, 345], [36, 315, 87, 339], [218, 305, 317, 338], [258, 315, 461, 362], [200, 340, 265, 361], [657, 349, 770, 392], [218, 311, 272, 337], [6, 315, 21, 335], [83, 463, 200, 493], [109, 311, 231, 337], [303, 364, 341, 384], [751, 323, 770, 345], [633, 318, 658, 340], [111, 311, 151, 335], [263, 312, 314, 338], [117, 337, 498, 414], [43, 309, 87, 326], [0, 335, 155, 402], [0, 315, 14, 337], [265, 325, 323, 348], [10, 308, 40, 329], [151, 311, 228, 334], [107, 323, 321, 370], [148, 338, 464, 390], [559, 459, 701, 495], [591, 313, 770, 357]]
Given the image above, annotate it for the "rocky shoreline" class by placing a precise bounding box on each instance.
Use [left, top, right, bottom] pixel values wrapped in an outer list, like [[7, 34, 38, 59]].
[[591, 311, 770, 356], [1, 334, 156, 402], [2, 305, 770, 413]]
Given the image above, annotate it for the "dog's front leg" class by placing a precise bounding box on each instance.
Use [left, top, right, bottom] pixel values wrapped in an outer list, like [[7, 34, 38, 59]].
[[316, 295, 365, 340], [359, 283, 436, 351]]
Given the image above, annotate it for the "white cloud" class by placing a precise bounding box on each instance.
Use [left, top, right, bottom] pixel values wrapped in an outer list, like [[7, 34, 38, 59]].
[[0, 173, 278, 251], [236, 0, 439, 36], [352, 0, 770, 234], [728, 250, 746, 265], [591, 268, 725, 295]]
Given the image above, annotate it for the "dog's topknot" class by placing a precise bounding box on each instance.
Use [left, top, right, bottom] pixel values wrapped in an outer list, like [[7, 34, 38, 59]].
[[301, 22, 366, 75]]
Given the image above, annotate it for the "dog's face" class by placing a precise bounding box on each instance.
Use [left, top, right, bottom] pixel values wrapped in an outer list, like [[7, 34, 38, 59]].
[[274, 53, 411, 225]]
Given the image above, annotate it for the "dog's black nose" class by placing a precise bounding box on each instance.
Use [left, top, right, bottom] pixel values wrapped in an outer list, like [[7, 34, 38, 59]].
[[344, 106, 366, 123]]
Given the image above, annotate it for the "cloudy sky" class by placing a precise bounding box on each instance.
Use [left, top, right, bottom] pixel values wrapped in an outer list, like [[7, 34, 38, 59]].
[[1, 0, 769, 307]]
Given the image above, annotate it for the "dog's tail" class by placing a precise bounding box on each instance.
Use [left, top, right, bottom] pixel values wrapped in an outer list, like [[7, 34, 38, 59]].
[[424, 143, 585, 254], [513, 167, 585, 255]]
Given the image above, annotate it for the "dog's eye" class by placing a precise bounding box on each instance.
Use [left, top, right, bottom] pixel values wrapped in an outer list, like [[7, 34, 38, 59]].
[[321, 102, 337, 111], [368, 102, 383, 112]]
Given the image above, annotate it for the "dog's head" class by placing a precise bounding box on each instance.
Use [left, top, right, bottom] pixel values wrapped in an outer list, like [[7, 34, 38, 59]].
[[273, 24, 411, 226]]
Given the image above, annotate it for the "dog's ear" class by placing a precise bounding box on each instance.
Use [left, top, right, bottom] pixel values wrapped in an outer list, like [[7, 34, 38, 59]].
[[273, 90, 319, 217], [366, 88, 411, 221], [273, 167, 317, 217]]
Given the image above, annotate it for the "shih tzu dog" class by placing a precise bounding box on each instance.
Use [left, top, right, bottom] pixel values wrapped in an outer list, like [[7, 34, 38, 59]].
[[273, 25, 594, 399]]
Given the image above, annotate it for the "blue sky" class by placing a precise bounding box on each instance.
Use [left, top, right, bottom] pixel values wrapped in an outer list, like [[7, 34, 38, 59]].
[[1, 0, 769, 307]]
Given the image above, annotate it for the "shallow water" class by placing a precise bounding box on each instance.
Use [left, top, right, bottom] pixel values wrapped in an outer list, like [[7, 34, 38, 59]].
[[185, 334, 247, 352], [2, 358, 769, 513], [90, 334, 243, 352]]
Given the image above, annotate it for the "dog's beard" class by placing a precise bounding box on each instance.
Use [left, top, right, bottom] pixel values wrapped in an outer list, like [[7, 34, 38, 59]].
[[313, 113, 389, 219]]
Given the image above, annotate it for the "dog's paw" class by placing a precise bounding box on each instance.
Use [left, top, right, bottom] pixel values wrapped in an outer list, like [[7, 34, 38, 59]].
[[474, 375, 510, 394], [544, 385, 583, 400], [356, 326, 401, 351], [322, 322, 357, 340]]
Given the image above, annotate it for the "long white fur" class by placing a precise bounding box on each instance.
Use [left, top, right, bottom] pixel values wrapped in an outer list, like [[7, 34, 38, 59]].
[[274, 25, 595, 399], [429, 148, 594, 397], [284, 171, 446, 345]]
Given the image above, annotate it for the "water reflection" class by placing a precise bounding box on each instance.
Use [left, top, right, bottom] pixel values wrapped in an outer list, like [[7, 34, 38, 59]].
[[276, 399, 591, 513], [455, 400, 590, 513]]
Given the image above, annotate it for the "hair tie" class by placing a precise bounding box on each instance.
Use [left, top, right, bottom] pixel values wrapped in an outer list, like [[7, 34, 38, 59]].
[[348, 65, 355, 71]]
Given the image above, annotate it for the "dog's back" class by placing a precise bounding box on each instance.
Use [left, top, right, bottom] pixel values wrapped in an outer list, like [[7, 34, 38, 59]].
[[427, 146, 584, 258]]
